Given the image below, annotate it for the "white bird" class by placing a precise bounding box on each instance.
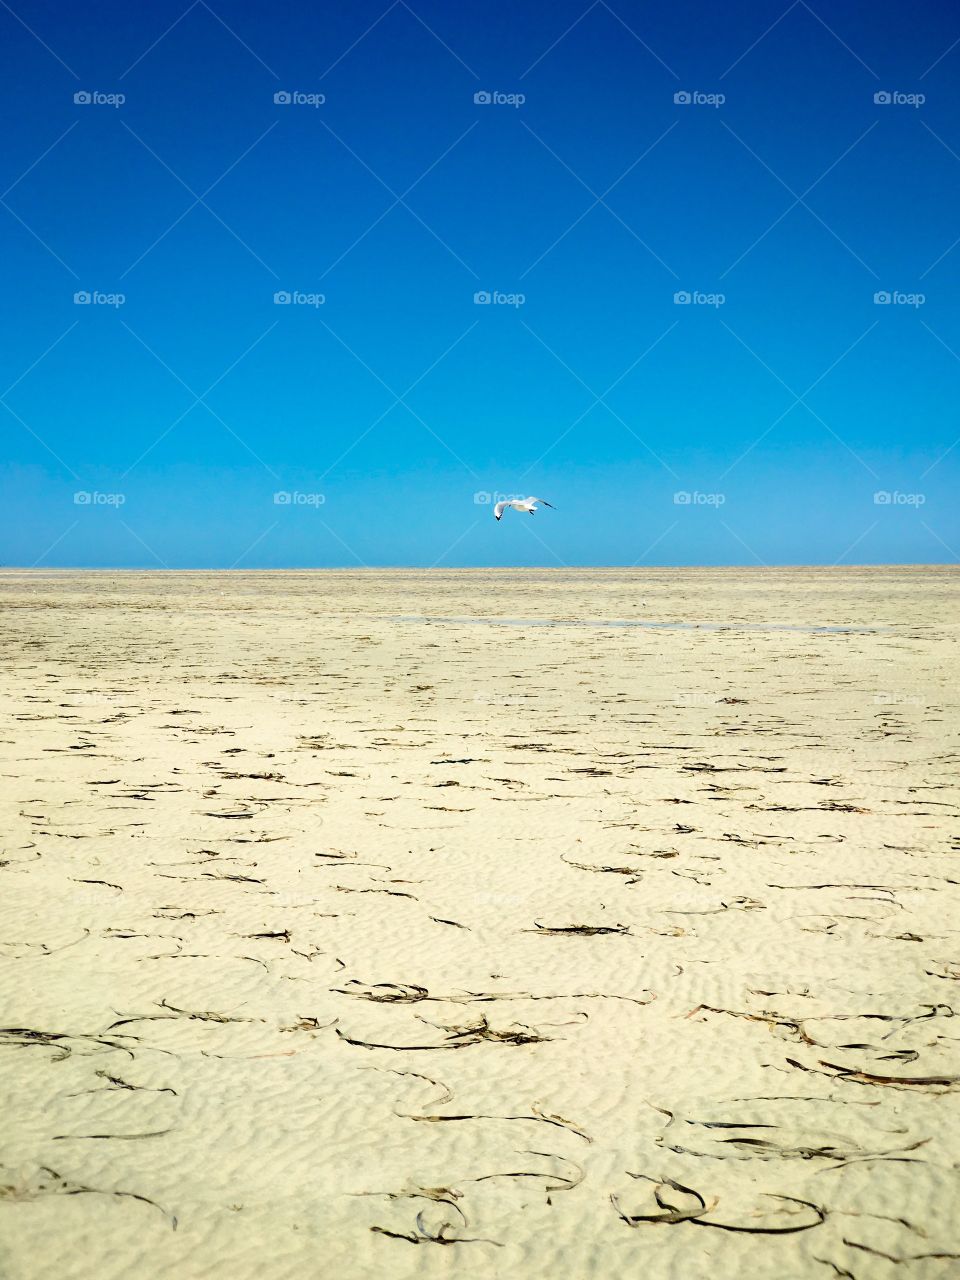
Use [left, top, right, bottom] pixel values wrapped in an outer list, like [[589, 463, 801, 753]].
[[494, 495, 555, 521]]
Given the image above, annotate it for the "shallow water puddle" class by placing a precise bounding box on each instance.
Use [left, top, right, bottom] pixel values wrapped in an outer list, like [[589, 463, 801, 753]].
[[389, 615, 888, 635]]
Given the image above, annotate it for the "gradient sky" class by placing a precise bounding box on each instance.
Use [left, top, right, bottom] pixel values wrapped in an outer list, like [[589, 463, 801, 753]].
[[2, 0, 959, 567]]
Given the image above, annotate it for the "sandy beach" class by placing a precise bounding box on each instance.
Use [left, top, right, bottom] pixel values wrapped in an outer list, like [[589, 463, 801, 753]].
[[1, 566, 958, 1279]]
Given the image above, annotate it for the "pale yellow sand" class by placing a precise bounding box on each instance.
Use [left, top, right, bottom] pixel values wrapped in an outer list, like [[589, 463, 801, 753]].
[[1, 567, 959, 1280]]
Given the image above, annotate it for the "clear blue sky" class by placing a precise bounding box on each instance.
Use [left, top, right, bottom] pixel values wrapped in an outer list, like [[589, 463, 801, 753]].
[[2, 0, 959, 567]]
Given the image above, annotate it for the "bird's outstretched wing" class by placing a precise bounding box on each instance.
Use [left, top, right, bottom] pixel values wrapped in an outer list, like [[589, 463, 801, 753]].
[[494, 501, 508, 521], [525, 496, 555, 508]]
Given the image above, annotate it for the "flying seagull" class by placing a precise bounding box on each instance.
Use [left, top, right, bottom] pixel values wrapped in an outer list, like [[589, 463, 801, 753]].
[[494, 496, 555, 521]]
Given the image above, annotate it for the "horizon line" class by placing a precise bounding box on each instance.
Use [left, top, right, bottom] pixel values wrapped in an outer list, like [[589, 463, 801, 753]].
[[0, 563, 955, 574]]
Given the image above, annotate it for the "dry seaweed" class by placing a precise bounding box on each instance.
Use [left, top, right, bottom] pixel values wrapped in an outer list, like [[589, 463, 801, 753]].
[[614, 1180, 827, 1235], [526, 922, 631, 937]]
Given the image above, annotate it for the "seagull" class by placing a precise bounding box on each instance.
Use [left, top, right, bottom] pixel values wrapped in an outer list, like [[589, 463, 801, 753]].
[[494, 496, 555, 521]]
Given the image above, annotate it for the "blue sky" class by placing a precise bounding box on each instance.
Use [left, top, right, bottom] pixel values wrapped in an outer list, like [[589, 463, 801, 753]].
[[1, 0, 959, 567]]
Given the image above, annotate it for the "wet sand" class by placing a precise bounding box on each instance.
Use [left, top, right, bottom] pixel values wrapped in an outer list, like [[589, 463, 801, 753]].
[[1, 567, 959, 1279]]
